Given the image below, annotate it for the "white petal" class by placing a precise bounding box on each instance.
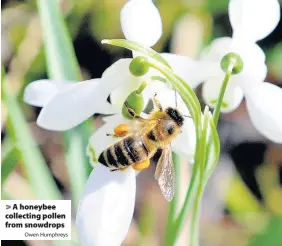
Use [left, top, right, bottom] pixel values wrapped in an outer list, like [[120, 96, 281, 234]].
[[162, 53, 219, 88], [24, 79, 73, 107], [202, 76, 244, 113], [229, 0, 280, 42], [245, 82, 282, 143], [87, 114, 126, 166], [200, 37, 233, 62], [201, 37, 266, 64], [120, 0, 162, 47], [102, 59, 132, 79], [76, 165, 136, 246], [201, 37, 267, 82], [37, 79, 119, 131], [172, 119, 196, 162], [103, 58, 145, 109]]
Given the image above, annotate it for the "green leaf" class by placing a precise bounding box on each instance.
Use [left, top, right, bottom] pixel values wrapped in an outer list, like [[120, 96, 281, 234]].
[[1, 146, 19, 186], [249, 217, 282, 246], [226, 174, 262, 213], [2, 74, 61, 200], [37, 0, 93, 209], [267, 42, 282, 80], [1, 192, 14, 200], [37, 0, 81, 80]]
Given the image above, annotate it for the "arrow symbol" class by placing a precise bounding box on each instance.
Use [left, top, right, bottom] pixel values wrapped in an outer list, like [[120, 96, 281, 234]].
[[6, 205, 11, 209]]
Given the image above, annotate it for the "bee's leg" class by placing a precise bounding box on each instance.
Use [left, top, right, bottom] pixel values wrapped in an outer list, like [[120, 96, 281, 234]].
[[110, 168, 119, 172], [153, 93, 163, 111], [106, 124, 129, 138], [119, 166, 129, 172], [114, 124, 129, 137], [132, 159, 150, 171], [125, 102, 146, 121], [110, 167, 129, 172]]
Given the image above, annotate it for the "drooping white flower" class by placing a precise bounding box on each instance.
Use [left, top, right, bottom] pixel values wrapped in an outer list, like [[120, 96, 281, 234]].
[[229, 0, 280, 44], [120, 0, 162, 47], [151, 0, 281, 143], [76, 164, 136, 246], [198, 0, 282, 143]]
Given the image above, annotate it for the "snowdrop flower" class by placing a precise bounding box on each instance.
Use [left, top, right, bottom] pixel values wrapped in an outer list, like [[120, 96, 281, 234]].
[[198, 0, 282, 143], [24, 58, 196, 246], [199, 0, 280, 111], [160, 0, 281, 142]]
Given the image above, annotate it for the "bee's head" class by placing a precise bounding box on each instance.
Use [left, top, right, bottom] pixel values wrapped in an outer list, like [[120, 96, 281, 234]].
[[165, 107, 184, 127]]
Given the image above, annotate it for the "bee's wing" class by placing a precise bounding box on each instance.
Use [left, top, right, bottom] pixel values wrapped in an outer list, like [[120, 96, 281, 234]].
[[154, 145, 175, 202]]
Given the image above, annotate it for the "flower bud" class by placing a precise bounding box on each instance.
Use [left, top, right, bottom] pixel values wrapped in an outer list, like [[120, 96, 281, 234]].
[[129, 56, 149, 77], [220, 52, 243, 75], [122, 82, 147, 119]]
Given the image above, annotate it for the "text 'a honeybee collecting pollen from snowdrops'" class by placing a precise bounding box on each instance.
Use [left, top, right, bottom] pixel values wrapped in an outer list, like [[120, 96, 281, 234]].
[[0, 200, 71, 240]]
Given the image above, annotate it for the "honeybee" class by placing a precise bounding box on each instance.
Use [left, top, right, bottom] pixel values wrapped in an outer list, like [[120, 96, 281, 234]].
[[98, 95, 184, 201]]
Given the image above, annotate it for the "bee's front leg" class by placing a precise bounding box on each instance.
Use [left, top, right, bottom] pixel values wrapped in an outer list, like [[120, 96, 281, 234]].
[[124, 102, 146, 121], [153, 93, 163, 111]]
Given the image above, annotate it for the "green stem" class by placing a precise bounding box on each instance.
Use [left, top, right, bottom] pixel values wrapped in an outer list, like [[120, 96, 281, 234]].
[[164, 153, 180, 246], [189, 110, 209, 246], [188, 66, 233, 246], [144, 61, 203, 246], [190, 184, 204, 246], [212, 64, 234, 126], [169, 167, 200, 245]]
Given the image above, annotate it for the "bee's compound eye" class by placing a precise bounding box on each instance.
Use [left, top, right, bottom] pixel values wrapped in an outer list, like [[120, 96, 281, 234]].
[[165, 122, 174, 135]]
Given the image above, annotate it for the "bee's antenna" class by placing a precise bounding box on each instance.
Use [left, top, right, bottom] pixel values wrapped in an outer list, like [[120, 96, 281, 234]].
[[184, 115, 192, 118]]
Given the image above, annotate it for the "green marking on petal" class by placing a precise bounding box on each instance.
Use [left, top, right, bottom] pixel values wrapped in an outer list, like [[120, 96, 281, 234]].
[[88, 145, 98, 163], [209, 99, 217, 105], [222, 102, 229, 108], [210, 99, 229, 109]]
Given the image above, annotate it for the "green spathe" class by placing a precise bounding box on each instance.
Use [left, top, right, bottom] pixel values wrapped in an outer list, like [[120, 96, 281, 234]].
[[122, 82, 147, 119]]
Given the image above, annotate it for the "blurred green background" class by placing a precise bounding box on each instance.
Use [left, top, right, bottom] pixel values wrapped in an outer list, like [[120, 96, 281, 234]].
[[1, 0, 282, 245]]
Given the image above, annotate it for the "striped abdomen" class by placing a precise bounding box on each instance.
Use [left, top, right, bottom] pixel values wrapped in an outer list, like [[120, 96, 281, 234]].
[[98, 135, 155, 169]]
